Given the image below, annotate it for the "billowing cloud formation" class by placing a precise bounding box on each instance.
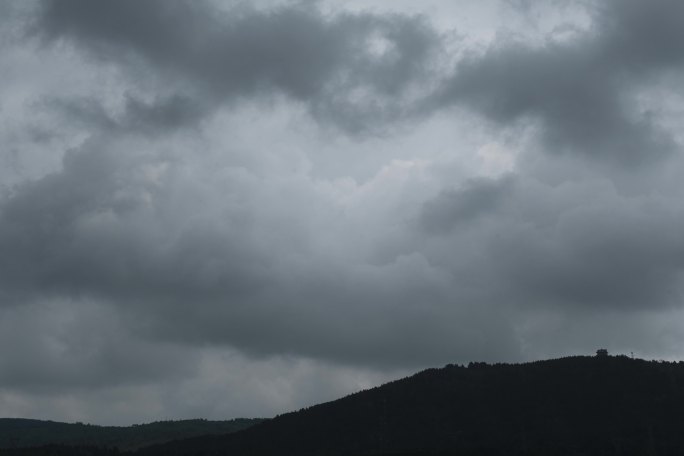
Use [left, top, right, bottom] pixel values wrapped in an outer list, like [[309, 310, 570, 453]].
[[2, 0, 684, 425], [36, 0, 440, 132], [430, 0, 684, 165]]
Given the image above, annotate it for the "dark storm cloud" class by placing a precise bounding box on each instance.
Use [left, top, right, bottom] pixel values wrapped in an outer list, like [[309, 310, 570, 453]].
[[3, 0, 683, 362], [597, 0, 684, 70], [0, 302, 195, 392], [47, 95, 206, 134], [5, 0, 684, 424], [0, 136, 521, 370], [421, 176, 515, 234], [25, 0, 684, 143], [35, 0, 440, 132], [419, 177, 684, 310], [0, 140, 266, 304], [429, 0, 684, 165]]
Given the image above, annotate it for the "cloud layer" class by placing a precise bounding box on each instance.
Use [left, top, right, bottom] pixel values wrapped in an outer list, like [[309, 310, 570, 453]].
[[2, 0, 684, 424], [36, 0, 441, 132]]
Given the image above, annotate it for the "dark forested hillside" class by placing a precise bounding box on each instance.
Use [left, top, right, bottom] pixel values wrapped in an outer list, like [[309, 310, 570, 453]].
[[5, 355, 684, 455], [0, 418, 263, 451]]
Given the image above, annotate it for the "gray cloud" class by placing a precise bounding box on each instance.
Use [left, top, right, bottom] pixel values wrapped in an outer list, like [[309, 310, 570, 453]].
[[35, 0, 440, 133], [418, 177, 684, 310], [0, 301, 195, 393], [46, 95, 206, 135], [596, 0, 684, 70], [3, 0, 684, 425], [429, 0, 684, 165], [0, 135, 519, 369], [421, 176, 515, 233]]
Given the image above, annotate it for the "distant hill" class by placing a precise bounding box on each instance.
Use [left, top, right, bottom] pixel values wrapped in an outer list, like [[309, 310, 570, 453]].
[[5, 355, 684, 455], [0, 418, 263, 451]]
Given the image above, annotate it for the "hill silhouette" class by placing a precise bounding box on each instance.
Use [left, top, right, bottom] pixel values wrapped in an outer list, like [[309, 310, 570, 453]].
[[0, 418, 263, 452], [4, 355, 684, 455]]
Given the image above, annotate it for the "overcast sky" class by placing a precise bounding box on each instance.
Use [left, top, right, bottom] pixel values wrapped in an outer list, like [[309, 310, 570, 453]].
[[2, 0, 684, 425]]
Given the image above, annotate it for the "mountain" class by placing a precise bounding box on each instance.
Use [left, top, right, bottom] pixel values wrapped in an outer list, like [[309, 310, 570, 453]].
[[0, 418, 263, 451], [5, 355, 684, 455]]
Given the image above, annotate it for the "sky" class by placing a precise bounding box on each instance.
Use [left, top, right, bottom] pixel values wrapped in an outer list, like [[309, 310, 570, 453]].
[[2, 0, 684, 425]]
